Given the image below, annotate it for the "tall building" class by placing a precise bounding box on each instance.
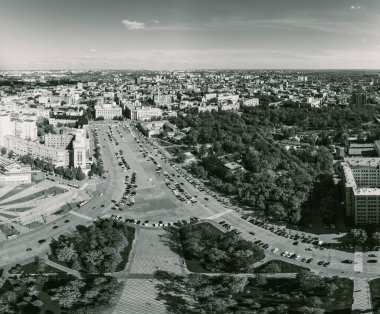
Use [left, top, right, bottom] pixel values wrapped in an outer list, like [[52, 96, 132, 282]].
[[341, 158, 380, 225], [0, 112, 12, 147], [352, 91, 367, 107]]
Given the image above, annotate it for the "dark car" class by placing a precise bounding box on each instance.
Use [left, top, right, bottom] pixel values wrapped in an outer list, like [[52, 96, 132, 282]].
[[26, 248, 32, 252], [367, 260, 377, 263], [38, 239, 46, 244], [323, 262, 330, 267], [52, 225, 58, 229], [317, 261, 324, 265], [249, 231, 256, 235]]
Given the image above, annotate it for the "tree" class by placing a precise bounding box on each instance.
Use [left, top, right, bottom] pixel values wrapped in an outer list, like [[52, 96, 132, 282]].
[[75, 167, 86, 181], [8, 150, 14, 158], [348, 229, 368, 244], [372, 232, 380, 245], [0, 147, 6, 156]]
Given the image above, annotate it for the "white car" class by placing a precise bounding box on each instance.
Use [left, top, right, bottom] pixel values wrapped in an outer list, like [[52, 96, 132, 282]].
[[271, 248, 279, 253], [281, 251, 289, 256]]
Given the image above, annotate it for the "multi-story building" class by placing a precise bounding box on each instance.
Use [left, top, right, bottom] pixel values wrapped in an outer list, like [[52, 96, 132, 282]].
[[0, 112, 12, 147], [128, 106, 162, 121], [352, 91, 367, 107], [341, 158, 380, 224], [95, 103, 122, 120], [4, 135, 69, 167], [0, 161, 32, 184]]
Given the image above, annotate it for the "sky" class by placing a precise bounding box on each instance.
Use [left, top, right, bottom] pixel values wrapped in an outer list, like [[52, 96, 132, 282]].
[[0, 0, 380, 70]]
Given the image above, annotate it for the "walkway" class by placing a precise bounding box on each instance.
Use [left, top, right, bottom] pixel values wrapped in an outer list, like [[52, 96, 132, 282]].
[[352, 278, 373, 313], [69, 210, 95, 222], [43, 258, 82, 278]]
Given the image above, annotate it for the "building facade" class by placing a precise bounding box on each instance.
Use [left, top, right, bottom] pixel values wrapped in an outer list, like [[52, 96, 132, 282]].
[[95, 103, 122, 120], [341, 158, 380, 225]]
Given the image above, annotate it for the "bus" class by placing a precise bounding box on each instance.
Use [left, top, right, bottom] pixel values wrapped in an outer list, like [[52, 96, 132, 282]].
[[77, 200, 89, 208]]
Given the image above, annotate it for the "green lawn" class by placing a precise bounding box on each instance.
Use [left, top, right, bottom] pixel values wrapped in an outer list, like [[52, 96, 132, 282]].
[[255, 260, 310, 273], [0, 183, 33, 202]]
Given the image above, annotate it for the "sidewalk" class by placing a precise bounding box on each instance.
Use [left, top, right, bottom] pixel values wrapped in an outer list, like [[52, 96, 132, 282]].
[[352, 278, 373, 313]]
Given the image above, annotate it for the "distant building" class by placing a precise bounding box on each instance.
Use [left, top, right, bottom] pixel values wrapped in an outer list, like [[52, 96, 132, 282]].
[[352, 91, 367, 107], [0, 161, 32, 184], [95, 103, 122, 120]]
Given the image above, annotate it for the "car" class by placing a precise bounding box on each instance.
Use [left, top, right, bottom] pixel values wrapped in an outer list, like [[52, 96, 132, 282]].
[[306, 258, 313, 263], [281, 251, 289, 256], [52, 225, 58, 229], [204, 197, 209, 201], [249, 231, 256, 235], [38, 239, 46, 244], [254, 240, 262, 244], [369, 254, 377, 257], [293, 241, 299, 245], [323, 262, 330, 267], [317, 261, 324, 265], [367, 260, 378, 263], [64, 220, 70, 223], [342, 260, 354, 264], [271, 248, 279, 253], [26, 248, 32, 252], [301, 258, 307, 262], [305, 248, 312, 251]]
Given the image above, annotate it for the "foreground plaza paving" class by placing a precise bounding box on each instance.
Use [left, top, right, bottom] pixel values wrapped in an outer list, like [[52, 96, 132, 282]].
[[113, 228, 186, 313], [113, 279, 166, 314], [129, 228, 186, 275]]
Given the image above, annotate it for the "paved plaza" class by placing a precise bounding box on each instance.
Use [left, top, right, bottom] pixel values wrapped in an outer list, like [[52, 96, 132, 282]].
[[113, 279, 167, 314]]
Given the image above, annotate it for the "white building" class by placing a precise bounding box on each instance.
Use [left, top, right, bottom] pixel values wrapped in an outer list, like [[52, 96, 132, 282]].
[[0, 112, 12, 147], [130, 106, 163, 121], [4, 135, 69, 167], [0, 162, 32, 184], [95, 103, 122, 120], [342, 158, 380, 225]]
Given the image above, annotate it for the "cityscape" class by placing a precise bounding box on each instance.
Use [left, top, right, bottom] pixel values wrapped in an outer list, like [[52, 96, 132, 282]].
[[1, 0, 380, 314]]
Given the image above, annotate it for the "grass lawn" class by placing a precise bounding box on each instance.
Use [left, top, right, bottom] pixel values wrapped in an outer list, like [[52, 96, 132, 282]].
[[370, 279, 380, 312], [255, 260, 310, 273], [115, 226, 136, 272]]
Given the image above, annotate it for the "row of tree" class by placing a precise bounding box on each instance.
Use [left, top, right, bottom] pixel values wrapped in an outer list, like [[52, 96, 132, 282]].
[[19, 154, 86, 181], [154, 270, 345, 314]]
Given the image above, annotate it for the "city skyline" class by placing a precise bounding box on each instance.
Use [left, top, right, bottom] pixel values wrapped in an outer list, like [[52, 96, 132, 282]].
[[1, 0, 380, 70]]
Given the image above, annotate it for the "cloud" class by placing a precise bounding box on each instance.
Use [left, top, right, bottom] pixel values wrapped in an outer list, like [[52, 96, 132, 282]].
[[121, 19, 145, 30], [89, 48, 97, 52]]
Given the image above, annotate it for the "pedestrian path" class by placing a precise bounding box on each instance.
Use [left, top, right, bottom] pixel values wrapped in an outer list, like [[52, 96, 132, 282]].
[[354, 247, 364, 273], [43, 258, 82, 278], [352, 278, 373, 313], [69, 210, 94, 221], [205, 208, 233, 220]]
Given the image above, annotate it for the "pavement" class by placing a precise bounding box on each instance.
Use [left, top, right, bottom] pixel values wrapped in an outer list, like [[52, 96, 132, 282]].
[[352, 278, 373, 313]]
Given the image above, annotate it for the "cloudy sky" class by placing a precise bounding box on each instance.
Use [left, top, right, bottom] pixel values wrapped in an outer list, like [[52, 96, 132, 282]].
[[0, 0, 379, 70]]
